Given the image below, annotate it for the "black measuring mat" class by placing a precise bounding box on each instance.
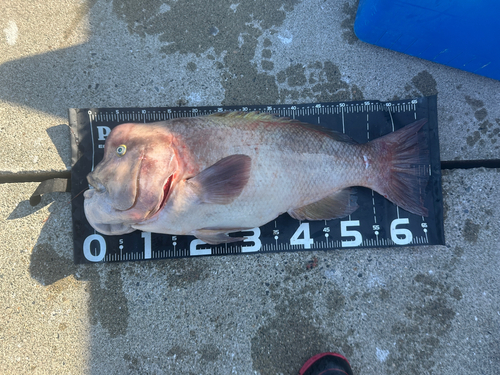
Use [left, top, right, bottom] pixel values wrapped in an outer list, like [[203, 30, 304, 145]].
[[69, 96, 444, 264]]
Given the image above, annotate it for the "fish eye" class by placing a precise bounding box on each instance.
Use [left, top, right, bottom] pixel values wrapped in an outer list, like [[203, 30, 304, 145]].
[[116, 145, 127, 156]]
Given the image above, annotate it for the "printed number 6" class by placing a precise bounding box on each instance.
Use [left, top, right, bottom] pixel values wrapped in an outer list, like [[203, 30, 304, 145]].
[[390, 218, 413, 245]]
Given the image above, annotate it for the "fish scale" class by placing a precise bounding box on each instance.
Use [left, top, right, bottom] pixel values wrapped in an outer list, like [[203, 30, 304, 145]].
[[69, 97, 444, 264]]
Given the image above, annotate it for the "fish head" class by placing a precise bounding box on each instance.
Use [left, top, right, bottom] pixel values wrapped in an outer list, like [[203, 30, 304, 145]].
[[84, 122, 178, 235]]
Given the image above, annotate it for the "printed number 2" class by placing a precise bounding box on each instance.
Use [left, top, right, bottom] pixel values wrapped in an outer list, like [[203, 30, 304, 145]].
[[341, 220, 362, 247], [190, 228, 262, 256], [290, 223, 314, 249]]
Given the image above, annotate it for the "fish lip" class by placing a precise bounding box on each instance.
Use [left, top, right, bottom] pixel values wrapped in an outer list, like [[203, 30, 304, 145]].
[[146, 174, 173, 219], [87, 173, 105, 193], [83, 187, 94, 199]]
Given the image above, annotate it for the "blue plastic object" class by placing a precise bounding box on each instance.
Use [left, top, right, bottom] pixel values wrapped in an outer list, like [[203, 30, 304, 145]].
[[354, 0, 500, 81]]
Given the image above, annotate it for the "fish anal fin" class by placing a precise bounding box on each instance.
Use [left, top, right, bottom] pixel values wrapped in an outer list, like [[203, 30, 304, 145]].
[[188, 154, 251, 205], [194, 228, 248, 244], [288, 188, 358, 221]]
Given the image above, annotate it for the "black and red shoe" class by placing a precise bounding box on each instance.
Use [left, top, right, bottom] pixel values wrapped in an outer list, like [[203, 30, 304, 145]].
[[299, 352, 353, 375]]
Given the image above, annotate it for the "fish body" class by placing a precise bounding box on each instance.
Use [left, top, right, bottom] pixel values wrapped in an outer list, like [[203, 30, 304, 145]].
[[84, 112, 429, 244]]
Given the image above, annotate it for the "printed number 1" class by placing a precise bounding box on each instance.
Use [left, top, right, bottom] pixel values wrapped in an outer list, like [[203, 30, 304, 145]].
[[141, 232, 152, 259]]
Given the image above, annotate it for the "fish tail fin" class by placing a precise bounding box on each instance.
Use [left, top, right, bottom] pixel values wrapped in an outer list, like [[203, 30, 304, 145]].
[[368, 118, 430, 216]]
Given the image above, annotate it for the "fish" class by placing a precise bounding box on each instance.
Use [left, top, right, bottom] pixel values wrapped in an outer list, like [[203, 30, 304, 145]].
[[83, 112, 429, 244]]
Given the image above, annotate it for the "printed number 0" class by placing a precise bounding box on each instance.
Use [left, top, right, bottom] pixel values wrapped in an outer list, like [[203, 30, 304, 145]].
[[341, 220, 362, 247], [390, 218, 413, 245], [83, 234, 106, 262]]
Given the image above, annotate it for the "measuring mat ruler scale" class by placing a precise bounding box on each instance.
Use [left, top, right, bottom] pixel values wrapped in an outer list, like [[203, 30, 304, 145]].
[[69, 96, 444, 264]]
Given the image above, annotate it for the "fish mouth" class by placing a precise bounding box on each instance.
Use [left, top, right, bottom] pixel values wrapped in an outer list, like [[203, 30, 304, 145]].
[[147, 174, 173, 219], [86, 173, 105, 193]]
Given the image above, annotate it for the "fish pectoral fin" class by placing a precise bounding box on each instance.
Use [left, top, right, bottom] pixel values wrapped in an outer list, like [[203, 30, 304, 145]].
[[288, 188, 358, 221], [194, 228, 248, 244], [91, 222, 136, 236], [187, 154, 251, 205]]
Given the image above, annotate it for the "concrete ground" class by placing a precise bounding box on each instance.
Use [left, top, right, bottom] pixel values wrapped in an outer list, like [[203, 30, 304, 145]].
[[1, 1, 499, 374]]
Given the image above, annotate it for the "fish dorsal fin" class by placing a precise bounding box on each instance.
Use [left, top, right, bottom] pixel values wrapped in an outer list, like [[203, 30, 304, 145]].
[[210, 111, 357, 144], [187, 154, 251, 205], [209, 111, 289, 122], [288, 188, 358, 221], [298, 123, 358, 144]]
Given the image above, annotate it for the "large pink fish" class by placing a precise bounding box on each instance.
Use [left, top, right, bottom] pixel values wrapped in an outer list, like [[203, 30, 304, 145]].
[[84, 112, 429, 244]]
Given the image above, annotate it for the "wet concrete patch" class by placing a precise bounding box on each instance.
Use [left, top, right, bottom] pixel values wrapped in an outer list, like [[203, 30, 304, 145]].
[[30, 238, 129, 337], [163, 258, 210, 288], [463, 97, 500, 150], [411, 70, 438, 96], [387, 272, 461, 373], [83, 266, 130, 338], [250, 291, 332, 375], [112, 0, 301, 106], [30, 243, 76, 286], [276, 61, 364, 102], [200, 344, 221, 361], [113, 0, 298, 56], [250, 256, 356, 375], [463, 218, 481, 244], [465, 95, 485, 110], [341, 0, 360, 44]]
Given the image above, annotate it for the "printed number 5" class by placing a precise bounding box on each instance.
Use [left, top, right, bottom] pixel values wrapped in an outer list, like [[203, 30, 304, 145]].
[[341, 220, 362, 247]]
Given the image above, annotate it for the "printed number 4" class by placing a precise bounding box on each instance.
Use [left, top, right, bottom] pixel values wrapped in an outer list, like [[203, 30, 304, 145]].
[[290, 223, 314, 249]]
